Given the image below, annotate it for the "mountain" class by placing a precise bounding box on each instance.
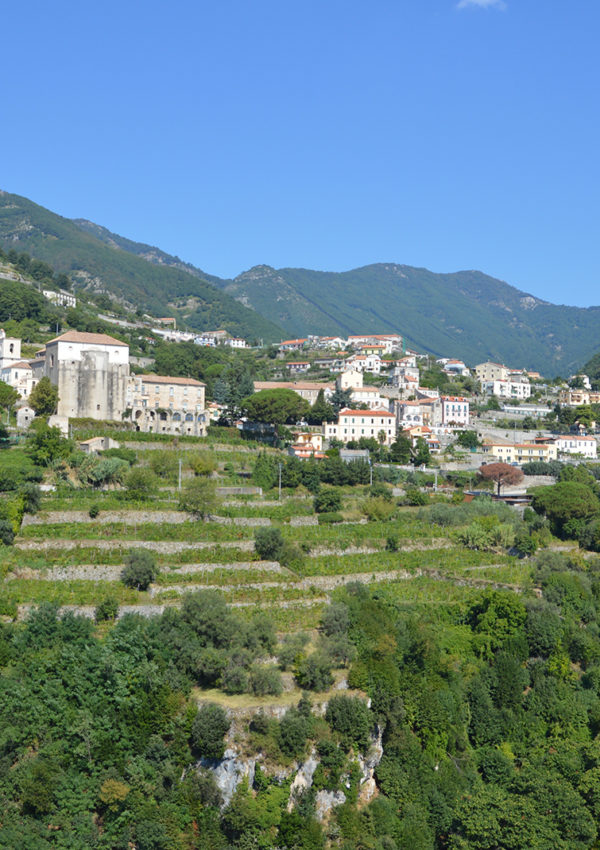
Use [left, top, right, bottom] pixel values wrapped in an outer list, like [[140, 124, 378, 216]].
[[2, 189, 600, 373], [215, 264, 600, 374], [582, 350, 600, 384], [0, 191, 282, 342], [71, 219, 600, 374]]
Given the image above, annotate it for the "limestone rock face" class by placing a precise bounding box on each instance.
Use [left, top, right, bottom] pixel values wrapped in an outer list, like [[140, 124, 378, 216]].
[[200, 748, 256, 808], [315, 789, 347, 821], [287, 750, 319, 811]]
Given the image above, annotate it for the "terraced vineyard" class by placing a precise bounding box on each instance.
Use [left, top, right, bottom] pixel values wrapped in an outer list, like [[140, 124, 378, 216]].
[[0, 433, 537, 636]]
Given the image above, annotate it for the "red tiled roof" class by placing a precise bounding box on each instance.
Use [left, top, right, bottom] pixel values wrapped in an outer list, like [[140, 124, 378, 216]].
[[3, 360, 32, 369]]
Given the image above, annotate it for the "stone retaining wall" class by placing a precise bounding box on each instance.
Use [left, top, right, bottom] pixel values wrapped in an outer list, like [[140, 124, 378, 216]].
[[22, 510, 192, 527], [15, 539, 255, 552]]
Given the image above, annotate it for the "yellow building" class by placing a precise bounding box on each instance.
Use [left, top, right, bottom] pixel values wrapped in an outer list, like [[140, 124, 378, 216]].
[[481, 441, 558, 464]]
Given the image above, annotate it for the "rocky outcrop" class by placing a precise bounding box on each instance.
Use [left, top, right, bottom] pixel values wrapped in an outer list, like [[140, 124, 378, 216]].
[[200, 748, 256, 808]]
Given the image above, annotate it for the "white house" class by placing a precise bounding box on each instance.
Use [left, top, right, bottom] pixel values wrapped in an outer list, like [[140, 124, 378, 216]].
[[224, 337, 248, 349], [16, 405, 35, 429], [279, 339, 308, 352], [287, 361, 311, 374], [43, 289, 77, 308], [554, 435, 597, 459], [324, 408, 396, 446], [346, 354, 382, 374], [482, 378, 531, 400], [438, 396, 470, 427], [395, 400, 425, 428], [0, 361, 34, 399], [350, 386, 386, 410], [338, 369, 364, 390]]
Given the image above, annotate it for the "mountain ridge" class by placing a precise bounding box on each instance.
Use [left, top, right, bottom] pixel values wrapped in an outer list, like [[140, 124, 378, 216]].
[[0, 191, 281, 342], [1, 189, 599, 373]]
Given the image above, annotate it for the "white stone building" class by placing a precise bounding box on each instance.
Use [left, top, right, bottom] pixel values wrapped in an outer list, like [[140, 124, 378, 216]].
[[0, 329, 21, 370], [482, 378, 531, 400], [43, 289, 77, 308], [127, 374, 207, 436], [0, 361, 34, 399], [33, 331, 130, 421], [438, 396, 470, 427], [553, 435, 597, 459], [324, 408, 397, 446]]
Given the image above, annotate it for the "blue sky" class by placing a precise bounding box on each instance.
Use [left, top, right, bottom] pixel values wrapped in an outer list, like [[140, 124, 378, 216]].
[[2, 0, 599, 305]]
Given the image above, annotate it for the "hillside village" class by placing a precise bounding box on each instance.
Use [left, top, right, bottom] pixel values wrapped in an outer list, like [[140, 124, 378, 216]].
[[3, 247, 600, 847], [1, 323, 599, 464]]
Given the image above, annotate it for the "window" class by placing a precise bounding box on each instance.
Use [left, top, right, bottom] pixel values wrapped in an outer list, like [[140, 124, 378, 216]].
[[155, 386, 160, 393], [183, 387, 188, 395], [170, 386, 174, 395]]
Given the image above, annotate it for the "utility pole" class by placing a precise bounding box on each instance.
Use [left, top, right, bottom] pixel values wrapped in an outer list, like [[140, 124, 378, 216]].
[[178, 459, 182, 491], [278, 463, 282, 500]]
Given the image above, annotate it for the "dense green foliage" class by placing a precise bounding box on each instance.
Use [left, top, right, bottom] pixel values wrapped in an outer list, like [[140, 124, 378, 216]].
[[242, 388, 311, 425]]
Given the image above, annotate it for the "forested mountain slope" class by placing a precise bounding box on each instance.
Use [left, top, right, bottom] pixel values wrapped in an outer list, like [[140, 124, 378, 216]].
[[219, 264, 600, 374], [3, 189, 599, 372], [75, 218, 600, 374], [0, 192, 282, 342]]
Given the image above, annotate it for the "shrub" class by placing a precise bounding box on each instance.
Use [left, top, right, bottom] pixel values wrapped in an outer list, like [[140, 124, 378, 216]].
[[250, 665, 283, 696], [179, 478, 218, 519], [362, 497, 396, 522], [19, 482, 41, 515], [314, 489, 342, 514], [325, 695, 372, 752], [103, 447, 137, 465], [191, 703, 230, 759], [277, 540, 305, 570], [95, 596, 119, 622], [295, 652, 334, 691], [121, 549, 157, 590], [317, 512, 343, 525], [149, 450, 178, 480], [88, 504, 100, 519], [278, 633, 310, 670], [188, 453, 216, 477], [0, 520, 15, 546], [386, 535, 399, 552], [321, 603, 350, 637], [125, 467, 158, 500], [514, 529, 538, 558], [405, 488, 429, 506], [278, 708, 310, 758], [369, 482, 392, 501], [221, 665, 249, 694], [255, 527, 284, 560], [321, 635, 356, 667]]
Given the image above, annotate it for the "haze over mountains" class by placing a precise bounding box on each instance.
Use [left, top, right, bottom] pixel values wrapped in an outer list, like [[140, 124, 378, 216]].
[[1, 189, 599, 374]]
